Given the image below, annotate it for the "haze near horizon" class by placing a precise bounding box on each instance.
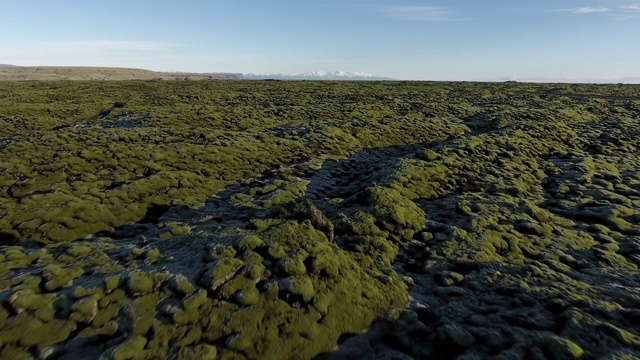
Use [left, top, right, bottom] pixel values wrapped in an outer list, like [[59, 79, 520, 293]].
[[1, 0, 639, 82]]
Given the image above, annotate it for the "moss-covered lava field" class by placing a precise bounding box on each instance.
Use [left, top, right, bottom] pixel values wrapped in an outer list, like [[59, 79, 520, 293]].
[[1, 80, 639, 359]]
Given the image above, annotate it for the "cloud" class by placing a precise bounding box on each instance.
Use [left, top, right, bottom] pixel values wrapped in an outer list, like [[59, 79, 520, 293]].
[[0, 40, 185, 68], [380, 5, 456, 21], [556, 4, 640, 17], [574, 6, 609, 14], [620, 5, 640, 11], [68, 40, 180, 52], [0, 40, 181, 58], [553, 5, 640, 19]]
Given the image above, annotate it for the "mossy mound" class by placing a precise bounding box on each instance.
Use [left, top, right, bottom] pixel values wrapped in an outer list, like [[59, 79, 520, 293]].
[[0, 192, 410, 359]]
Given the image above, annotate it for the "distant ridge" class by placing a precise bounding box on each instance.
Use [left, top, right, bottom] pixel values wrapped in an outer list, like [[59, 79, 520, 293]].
[[202, 72, 244, 80], [244, 70, 394, 81], [0, 66, 236, 81], [0, 64, 16, 68], [489, 76, 640, 85]]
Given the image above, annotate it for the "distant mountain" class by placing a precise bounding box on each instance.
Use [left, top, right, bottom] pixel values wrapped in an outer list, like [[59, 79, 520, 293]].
[[0, 64, 16, 68], [202, 72, 244, 80], [0, 66, 236, 81], [615, 77, 640, 84], [244, 70, 394, 81], [491, 76, 640, 84]]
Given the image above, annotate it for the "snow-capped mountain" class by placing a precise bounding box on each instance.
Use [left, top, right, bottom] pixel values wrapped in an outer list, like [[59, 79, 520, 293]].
[[244, 70, 394, 81], [293, 71, 378, 78]]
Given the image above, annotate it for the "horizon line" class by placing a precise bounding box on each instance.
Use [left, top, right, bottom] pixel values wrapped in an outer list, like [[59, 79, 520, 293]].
[[2, 64, 640, 84]]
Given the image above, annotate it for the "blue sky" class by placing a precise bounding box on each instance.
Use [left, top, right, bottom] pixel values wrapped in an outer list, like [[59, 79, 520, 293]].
[[1, 0, 639, 81]]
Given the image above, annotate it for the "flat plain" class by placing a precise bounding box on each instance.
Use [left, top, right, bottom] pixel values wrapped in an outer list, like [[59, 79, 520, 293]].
[[1, 80, 639, 359]]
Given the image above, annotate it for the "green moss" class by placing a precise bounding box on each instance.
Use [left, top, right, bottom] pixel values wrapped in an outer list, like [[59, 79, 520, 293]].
[[9, 289, 57, 312], [336, 211, 384, 237], [66, 244, 93, 257], [191, 344, 218, 359], [183, 289, 209, 312], [262, 180, 309, 208], [306, 256, 339, 278], [70, 295, 100, 323], [170, 274, 196, 295], [235, 234, 264, 251], [418, 149, 441, 161], [210, 244, 237, 260], [242, 263, 266, 280], [176, 326, 203, 348], [76, 321, 120, 341], [0, 312, 75, 349], [235, 287, 261, 306], [146, 248, 161, 264], [130, 294, 161, 336], [5, 274, 43, 293], [73, 286, 105, 299], [0, 345, 33, 360], [541, 336, 585, 359], [279, 257, 307, 276], [230, 220, 409, 358], [201, 258, 245, 291], [2, 79, 638, 359], [170, 225, 191, 236], [514, 220, 552, 237], [127, 271, 155, 294], [171, 290, 212, 325], [160, 232, 174, 240], [266, 242, 288, 260], [92, 303, 120, 327], [99, 289, 128, 307], [280, 276, 315, 303], [105, 275, 122, 291], [365, 186, 426, 240], [225, 331, 255, 353], [217, 275, 260, 302], [251, 218, 283, 232], [34, 304, 55, 322], [103, 336, 147, 360], [42, 264, 84, 291]]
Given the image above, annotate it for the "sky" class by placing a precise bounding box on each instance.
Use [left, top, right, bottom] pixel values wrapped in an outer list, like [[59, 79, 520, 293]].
[[1, 0, 639, 81]]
